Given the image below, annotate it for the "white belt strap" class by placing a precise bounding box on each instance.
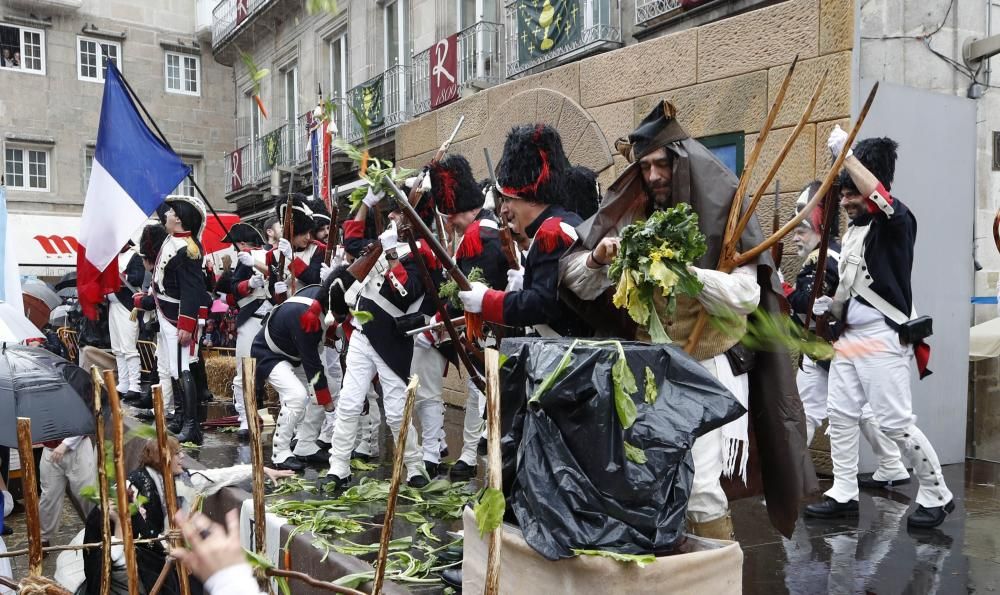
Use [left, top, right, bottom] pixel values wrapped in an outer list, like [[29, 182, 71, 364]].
[[853, 283, 916, 326], [264, 324, 298, 361]]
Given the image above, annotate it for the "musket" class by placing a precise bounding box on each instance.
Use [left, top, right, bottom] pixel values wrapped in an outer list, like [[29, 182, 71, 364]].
[[400, 223, 486, 392], [325, 185, 340, 266], [384, 177, 486, 344], [405, 315, 466, 337], [770, 179, 783, 270], [280, 170, 298, 299], [484, 147, 520, 270], [803, 182, 841, 339]]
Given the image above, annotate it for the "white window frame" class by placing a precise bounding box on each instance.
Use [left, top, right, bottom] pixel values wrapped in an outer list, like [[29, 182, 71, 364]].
[[328, 34, 347, 134], [384, 0, 407, 69], [4, 143, 51, 192], [0, 23, 46, 75], [164, 51, 201, 96], [173, 160, 197, 197], [83, 149, 94, 194], [77, 35, 121, 83]]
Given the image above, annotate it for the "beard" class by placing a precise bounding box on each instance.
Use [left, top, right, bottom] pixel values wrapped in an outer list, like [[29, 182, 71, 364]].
[[641, 178, 672, 209]]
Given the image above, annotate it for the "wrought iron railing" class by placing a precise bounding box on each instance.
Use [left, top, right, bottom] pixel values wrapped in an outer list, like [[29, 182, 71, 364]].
[[223, 143, 252, 194], [635, 0, 683, 25], [504, 0, 621, 77], [343, 64, 411, 143], [411, 20, 504, 116], [211, 0, 276, 50]]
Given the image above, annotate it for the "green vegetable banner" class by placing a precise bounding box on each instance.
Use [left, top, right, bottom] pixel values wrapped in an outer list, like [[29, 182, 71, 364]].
[[516, 0, 581, 61], [353, 74, 385, 129]]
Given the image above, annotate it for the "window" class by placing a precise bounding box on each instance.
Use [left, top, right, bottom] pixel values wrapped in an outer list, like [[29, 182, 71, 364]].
[[284, 66, 298, 161], [385, 0, 406, 68], [458, 0, 496, 29], [698, 132, 745, 176], [0, 23, 45, 74], [5, 145, 50, 191], [84, 150, 94, 193], [78, 36, 121, 82], [165, 52, 200, 95], [172, 160, 197, 196], [329, 35, 347, 133]]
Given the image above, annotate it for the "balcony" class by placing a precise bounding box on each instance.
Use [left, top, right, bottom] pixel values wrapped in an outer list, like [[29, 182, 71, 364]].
[[211, 0, 281, 56], [635, 0, 683, 26], [504, 0, 622, 78], [342, 64, 411, 144], [223, 112, 313, 195], [411, 21, 505, 117]]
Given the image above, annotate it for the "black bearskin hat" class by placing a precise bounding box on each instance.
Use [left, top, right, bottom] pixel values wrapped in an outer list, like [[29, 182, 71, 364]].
[[274, 193, 315, 236], [138, 223, 168, 261], [429, 154, 483, 215], [223, 222, 265, 247], [496, 123, 569, 205], [164, 194, 207, 239], [563, 165, 601, 220], [309, 198, 332, 231], [838, 137, 898, 193]]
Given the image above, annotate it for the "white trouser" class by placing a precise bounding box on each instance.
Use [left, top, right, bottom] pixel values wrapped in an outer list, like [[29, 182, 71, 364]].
[[326, 332, 422, 479], [460, 378, 486, 466], [40, 439, 97, 541], [158, 317, 193, 379], [686, 355, 746, 524], [798, 357, 908, 482], [412, 344, 447, 463], [826, 320, 953, 508], [109, 300, 141, 393], [350, 388, 382, 457], [232, 317, 264, 431], [318, 346, 344, 443], [154, 332, 174, 413], [268, 361, 324, 463]]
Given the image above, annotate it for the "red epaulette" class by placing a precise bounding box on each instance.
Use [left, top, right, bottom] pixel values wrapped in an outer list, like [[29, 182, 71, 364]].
[[456, 221, 483, 260], [415, 240, 441, 270], [534, 217, 575, 254]]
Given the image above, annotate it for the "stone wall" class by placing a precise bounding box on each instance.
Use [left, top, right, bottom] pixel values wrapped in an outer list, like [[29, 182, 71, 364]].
[[395, 0, 855, 281], [0, 0, 234, 213]]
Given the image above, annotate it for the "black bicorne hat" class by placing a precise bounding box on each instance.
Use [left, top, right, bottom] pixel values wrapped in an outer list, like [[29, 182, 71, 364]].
[[274, 193, 315, 236], [429, 154, 483, 215], [619, 100, 688, 163], [496, 123, 569, 205], [223, 222, 265, 247]]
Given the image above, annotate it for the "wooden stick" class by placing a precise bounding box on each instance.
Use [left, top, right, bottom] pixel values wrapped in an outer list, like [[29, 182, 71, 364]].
[[91, 366, 113, 595], [263, 567, 366, 595], [104, 370, 140, 595], [153, 384, 191, 595], [733, 68, 830, 241], [722, 55, 799, 254], [15, 418, 42, 576], [484, 349, 503, 595], [372, 375, 419, 595], [148, 557, 175, 595], [242, 357, 269, 591], [733, 82, 879, 267], [0, 536, 170, 559]]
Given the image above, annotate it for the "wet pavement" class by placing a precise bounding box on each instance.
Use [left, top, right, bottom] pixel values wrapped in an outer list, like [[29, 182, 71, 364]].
[[6, 401, 1000, 593]]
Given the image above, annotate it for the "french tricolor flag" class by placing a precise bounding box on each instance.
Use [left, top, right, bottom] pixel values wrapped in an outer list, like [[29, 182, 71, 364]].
[[77, 60, 189, 319]]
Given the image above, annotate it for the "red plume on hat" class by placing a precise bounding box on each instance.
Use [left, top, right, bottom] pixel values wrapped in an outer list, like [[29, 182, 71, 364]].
[[429, 154, 482, 215], [496, 123, 569, 205]]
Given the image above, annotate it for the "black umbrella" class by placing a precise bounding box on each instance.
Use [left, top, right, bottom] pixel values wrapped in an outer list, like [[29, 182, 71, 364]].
[[54, 271, 77, 292], [0, 344, 97, 447]]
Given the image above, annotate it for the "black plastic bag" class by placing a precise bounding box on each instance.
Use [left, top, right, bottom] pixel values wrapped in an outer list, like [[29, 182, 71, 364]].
[[499, 338, 745, 560]]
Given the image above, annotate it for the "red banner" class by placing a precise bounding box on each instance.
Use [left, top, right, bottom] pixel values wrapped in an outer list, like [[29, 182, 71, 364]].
[[229, 149, 243, 192], [430, 34, 459, 110], [236, 0, 249, 24]]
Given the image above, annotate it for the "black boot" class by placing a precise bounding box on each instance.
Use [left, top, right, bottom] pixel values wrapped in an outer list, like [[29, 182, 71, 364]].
[[907, 500, 955, 529], [176, 371, 203, 445], [804, 496, 859, 519], [190, 360, 213, 402], [168, 380, 184, 434]]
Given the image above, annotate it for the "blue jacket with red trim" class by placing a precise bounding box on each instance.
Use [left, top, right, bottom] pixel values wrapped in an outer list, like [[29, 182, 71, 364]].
[[455, 210, 509, 291]]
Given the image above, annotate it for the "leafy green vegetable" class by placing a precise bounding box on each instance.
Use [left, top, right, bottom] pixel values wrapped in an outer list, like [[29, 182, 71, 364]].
[[245, 548, 291, 595], [79, 485, 99, 504], [611, 345, 638, 430], [350, 310, 374, 325], [710, 307, 835, 361], [417, 521, 439, 542], [349, 457, 378, 471], [180, 441, 200, 450], [529, 339, 578, 404], [644, 367, 657, 404], [609, 204, 707, 342], [333, 537, 412, 556], [438, 267, 487, 309], [571, 549, 657, 567], [127, 424, 157, 440], [473, 487, 505, 537], [397, 510, 428, 524], [624, 441, 647, 464]]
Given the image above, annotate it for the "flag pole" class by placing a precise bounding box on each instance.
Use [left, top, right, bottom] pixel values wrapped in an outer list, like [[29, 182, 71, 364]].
[[106, 56, 234, 238]]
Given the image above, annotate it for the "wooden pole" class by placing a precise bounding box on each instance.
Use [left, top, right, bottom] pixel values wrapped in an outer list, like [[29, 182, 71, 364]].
[[152, 384, 191, 595], [242, 357, 270, 592], [372, 375, 419, 595], [104, 370, 140, 595], [484, 349, 503, 595], [91, 366, 113, 595], [15, 418, 42, 576], [263, 568, 367, 595]]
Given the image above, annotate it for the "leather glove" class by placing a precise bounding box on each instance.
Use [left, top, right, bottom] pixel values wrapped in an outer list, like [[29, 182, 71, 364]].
[[506, 268, 524, 292], [458, 282, 489, 314], [274, 281, 288, 295], [812, 295, 833, 316], [362, 187, 383, 208], [237, 251, 254, 267], [379, 226, 399, 252], [827, 125, 852, 160], [277, 238, 293, 261], [248, 273, 265, 289], [320, 263, 333, 282]]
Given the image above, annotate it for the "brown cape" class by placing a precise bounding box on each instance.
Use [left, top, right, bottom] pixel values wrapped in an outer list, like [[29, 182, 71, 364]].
[[566, 125, 816, 538]]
